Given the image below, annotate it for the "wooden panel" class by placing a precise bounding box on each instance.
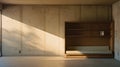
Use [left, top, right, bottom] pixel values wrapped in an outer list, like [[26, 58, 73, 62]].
[[45, 7, 60, 56], [2, 6, 21, 56], [66, 31, 110, 37], [81, 6, 97, 22], [66, 22, 110, 30], [0, 10, 1, 56], [22, 6, 45, 56], [65, 22, 111, 46], [110, 22, 114, 51], [66, 22, 110, 37], [65, 22, 113, 57], [66, 37, 110, 46], [97, 6, 109, 22]]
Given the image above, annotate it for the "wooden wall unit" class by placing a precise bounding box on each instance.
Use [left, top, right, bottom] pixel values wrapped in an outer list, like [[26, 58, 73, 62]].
[[65, 22, 112, 46], [65, 22, 114, 57], [65, 22, 113, 49]]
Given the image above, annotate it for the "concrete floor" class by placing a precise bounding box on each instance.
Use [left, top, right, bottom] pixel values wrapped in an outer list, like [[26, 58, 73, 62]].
[[0, 57, 120, 67]]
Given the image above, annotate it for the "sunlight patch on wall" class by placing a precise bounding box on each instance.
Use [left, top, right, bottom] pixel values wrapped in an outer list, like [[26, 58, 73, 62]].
[[22, 23, 45, 55], [2, 15, 21, 56], [45, 32, 60, 55], [2, 15, 64, 56]]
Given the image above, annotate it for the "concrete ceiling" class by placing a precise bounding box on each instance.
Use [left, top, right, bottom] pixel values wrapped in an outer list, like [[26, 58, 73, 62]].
[[0, 0, 119, 5]]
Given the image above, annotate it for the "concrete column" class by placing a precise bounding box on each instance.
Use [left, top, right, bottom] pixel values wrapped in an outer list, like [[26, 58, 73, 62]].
[[0, 4, 2, 56]]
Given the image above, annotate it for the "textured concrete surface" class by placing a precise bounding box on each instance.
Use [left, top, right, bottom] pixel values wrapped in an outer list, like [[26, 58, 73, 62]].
[[0, 57, 120, 67], [112, 0, 120, 61]]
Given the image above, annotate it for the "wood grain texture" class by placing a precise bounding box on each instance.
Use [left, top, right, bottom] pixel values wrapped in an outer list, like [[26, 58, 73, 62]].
[[65, 22, 112, 46], [110, 22, 114, 52]]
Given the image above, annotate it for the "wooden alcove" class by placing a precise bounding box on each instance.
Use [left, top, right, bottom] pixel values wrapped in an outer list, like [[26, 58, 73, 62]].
[[65, 22, 114, 58]]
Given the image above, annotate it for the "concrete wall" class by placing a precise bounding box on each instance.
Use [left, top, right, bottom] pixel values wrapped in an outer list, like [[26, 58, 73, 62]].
[[113, 1, 120, 60], [0, 4, 2, 56], [2, 5, 112, 56]]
